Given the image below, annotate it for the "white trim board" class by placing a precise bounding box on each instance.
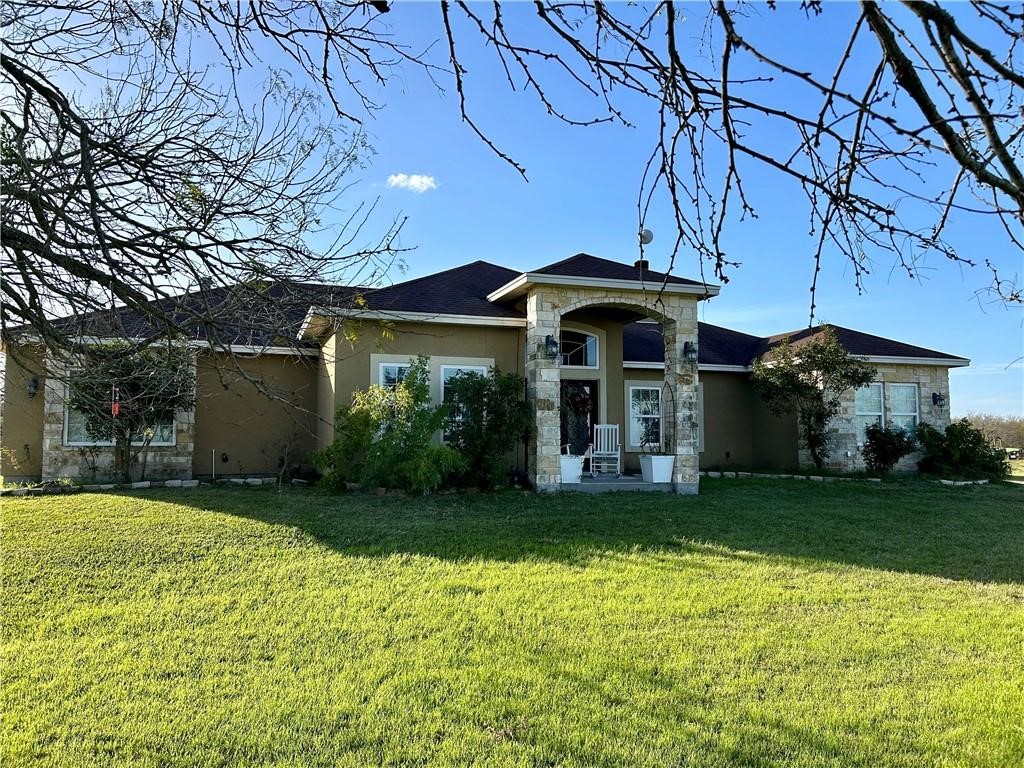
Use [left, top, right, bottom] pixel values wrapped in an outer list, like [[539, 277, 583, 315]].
[[625, 357, 970, 371], [854, 354, 970, 368], [487, 272, 720, 303], [299, 306, 527, 338], [623, 361, 750, 373]]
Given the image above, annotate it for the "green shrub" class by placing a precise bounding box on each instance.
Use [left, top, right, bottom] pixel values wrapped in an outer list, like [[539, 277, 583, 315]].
[[443, 368, 531, 489], [312, 407, 374, 492], [314, 357, 465, 494], [916, 419, 1009, 480], [862, 423, 916, 476]]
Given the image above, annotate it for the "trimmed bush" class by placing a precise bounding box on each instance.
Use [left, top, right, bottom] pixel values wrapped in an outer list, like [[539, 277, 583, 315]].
[[916, 419, 1009, 480], [862, 423, 916, 476]]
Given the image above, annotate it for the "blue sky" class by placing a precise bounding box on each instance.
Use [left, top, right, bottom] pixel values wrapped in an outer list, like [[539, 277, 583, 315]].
[[332, 3, 1022, 417]]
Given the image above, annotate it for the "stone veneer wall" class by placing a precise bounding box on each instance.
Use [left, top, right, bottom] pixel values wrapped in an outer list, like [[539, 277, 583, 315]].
[[799, 363, 952, 473], [41, 353, 196, 482], [524, 285, 701, 494]]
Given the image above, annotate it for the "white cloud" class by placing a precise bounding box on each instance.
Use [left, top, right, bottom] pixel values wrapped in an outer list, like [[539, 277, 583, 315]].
[[386, 173, 437, 193], [950, 361, 1023, 377]]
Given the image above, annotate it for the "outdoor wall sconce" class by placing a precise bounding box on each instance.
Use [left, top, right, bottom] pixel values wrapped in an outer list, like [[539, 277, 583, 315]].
[[543, 334, 560, 360], [26, 376, 39, 399], [932, 392, 946, 407], [683, 341, 699, 363]]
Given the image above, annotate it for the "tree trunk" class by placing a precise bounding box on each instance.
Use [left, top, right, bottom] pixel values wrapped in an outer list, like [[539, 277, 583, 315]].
[[803, 421, 826, 470], [115, 437, 131, 484]]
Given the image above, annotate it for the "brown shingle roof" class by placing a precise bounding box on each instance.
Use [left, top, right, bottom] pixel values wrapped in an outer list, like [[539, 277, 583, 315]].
[[532, 253, 707, 287], [623, 322, 964, 367], [623, 322, 765, 367], [21, 258, 966, 365], [358, 261, 522, 318], [43, 282, 362, 347], [761, 325, 964, 361]]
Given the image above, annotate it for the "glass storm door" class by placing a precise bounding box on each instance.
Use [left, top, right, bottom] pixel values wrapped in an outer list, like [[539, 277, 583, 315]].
[[560, 380, 599, 462]]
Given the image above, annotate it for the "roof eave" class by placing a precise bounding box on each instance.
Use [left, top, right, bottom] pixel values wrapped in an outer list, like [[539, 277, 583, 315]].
[[486, 272, 721, 303], [298, 307, 527, 337], [854, 354, 971, 368]]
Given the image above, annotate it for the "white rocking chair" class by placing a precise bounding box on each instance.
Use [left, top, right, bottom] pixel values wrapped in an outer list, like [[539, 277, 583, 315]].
[[590, 424, 621, 477]]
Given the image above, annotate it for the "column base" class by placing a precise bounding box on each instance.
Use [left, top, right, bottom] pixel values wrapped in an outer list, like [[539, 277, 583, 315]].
[[673, 481, 699, 495]]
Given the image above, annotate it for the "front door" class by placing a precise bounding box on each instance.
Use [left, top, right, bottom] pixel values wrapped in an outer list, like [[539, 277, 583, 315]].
[[561, 380, 599, 462]]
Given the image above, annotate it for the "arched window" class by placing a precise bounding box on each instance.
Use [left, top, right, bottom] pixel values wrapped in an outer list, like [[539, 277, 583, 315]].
[[560, 330, 598, 368]]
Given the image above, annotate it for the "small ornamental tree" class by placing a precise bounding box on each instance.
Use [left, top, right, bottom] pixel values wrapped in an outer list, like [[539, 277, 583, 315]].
[[67, 343, 196, 483], [752, 326, 876, 471]]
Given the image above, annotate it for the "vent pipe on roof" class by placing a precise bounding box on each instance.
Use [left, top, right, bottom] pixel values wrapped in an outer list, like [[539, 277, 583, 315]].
[[634, 259, 649, 271]]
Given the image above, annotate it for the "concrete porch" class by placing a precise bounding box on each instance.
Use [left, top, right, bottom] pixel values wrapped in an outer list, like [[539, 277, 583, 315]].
[[561, 473, 675, 493]]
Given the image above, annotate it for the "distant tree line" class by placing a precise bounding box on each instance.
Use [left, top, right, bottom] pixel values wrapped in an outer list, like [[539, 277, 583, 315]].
[[965, 414, 1024, 451]]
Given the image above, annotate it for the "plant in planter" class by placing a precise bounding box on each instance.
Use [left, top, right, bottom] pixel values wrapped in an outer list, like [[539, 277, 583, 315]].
[[636, 384, 675, 483]]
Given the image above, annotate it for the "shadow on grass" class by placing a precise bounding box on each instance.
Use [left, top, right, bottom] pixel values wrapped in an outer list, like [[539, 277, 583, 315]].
[[156, 479, 1024, 584]]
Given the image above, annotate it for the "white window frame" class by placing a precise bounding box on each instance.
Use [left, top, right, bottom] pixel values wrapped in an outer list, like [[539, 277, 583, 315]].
[[559, 329, 599, 369], [440, 365, 489, 400], [627, 385, 662, 450], [378, 361, 412, 389], [888, 383, 920, 433], [853, 382, 884, 445]]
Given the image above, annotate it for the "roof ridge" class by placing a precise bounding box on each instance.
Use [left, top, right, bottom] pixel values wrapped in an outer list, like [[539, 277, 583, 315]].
[[761, 323, 961, 359], [697, 321, 764, 343], [364, 260, 518, 295]]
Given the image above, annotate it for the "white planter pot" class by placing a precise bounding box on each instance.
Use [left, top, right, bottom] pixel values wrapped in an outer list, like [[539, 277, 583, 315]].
[[640, 455, 675, 484], [560, 455, 584, 484]]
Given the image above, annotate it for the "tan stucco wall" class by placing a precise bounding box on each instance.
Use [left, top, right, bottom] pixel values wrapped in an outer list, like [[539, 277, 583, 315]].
[[0, 346, 46, 481], [317, 333, 337, 450], [194, 352, 319, 477], [700, 372, 757, 468], [751, 396, 800, 470], [329, 321, 524, 414], [621, 368, 799, 472]]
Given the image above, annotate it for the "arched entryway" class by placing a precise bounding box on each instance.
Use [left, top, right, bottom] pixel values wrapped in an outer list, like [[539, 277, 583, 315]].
[[524, 287, 702, 494]]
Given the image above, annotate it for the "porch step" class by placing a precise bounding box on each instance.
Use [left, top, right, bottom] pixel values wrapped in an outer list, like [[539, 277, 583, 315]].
[[562, 479, 674, 494]]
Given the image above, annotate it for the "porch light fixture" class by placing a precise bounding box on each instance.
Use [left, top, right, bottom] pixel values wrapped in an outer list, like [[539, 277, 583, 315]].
[[26, 376, 39, 399], [683, 341, 698, 363], [543, 334, 560, 360], [932, 392, 946, 407]]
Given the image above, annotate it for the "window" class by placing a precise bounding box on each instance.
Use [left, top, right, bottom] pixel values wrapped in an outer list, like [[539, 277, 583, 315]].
[[889, 384, 919, 434], [853, 382, 884, 443], [560, 330, 598, 368], [629, 386, 661, 449], [63, 406, 175, 447], [441, 365, 488, 440], [379, 362, 411, 388]]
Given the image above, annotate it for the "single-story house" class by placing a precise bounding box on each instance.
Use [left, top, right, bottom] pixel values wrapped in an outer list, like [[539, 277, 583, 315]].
[[0, 254, 969, 491]]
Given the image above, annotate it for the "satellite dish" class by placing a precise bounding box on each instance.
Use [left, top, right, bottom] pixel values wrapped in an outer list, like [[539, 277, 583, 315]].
[[639, 229, 654, 245]]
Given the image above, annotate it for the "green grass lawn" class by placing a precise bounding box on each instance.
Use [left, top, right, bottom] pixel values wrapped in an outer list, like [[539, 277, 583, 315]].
[[3, 481, 1023, 767]]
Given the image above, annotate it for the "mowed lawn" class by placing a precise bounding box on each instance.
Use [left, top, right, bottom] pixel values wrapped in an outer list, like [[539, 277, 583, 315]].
[[3, 481, 1022, 768]]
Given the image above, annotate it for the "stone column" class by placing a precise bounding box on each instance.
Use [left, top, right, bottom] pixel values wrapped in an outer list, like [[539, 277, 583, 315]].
[[663, 317, 700, 495], [525, 289, 562, 492], [40, 352, 69, 481]]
